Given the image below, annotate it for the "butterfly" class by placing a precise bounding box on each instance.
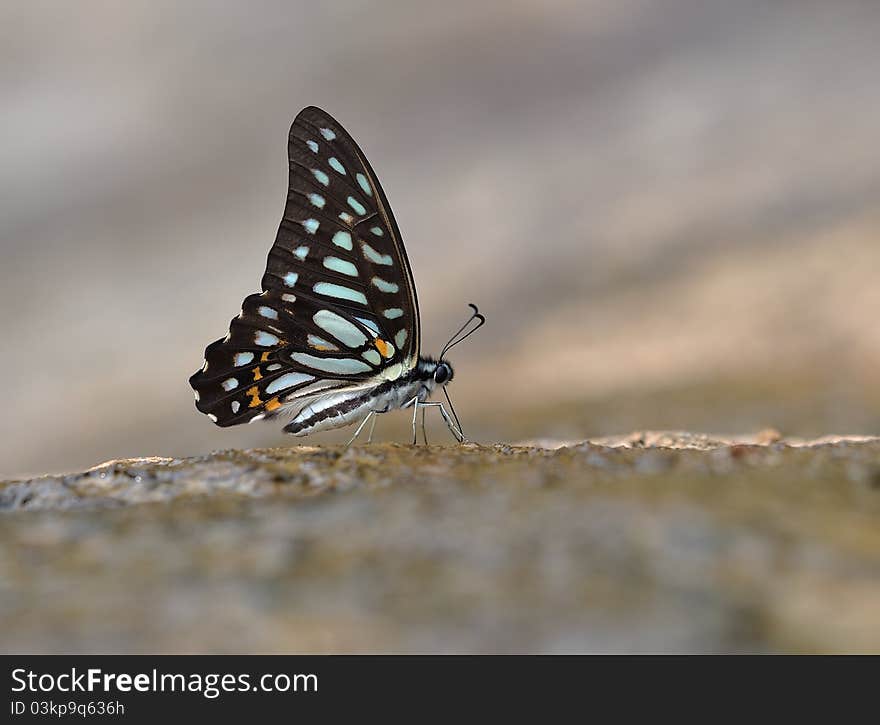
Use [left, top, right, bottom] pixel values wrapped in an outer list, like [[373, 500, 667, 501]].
[[189, 106, 484, 444]]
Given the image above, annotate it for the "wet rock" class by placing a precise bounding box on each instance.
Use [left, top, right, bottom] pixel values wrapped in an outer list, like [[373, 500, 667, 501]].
[[2, 433, 880, 653]]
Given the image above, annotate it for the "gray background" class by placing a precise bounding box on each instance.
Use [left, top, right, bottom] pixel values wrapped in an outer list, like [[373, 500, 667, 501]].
[[3, 0, 879, 477]]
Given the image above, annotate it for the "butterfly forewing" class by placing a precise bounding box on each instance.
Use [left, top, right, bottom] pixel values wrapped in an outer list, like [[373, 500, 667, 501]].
[[190, 106, 420, 427], [270, 107, 420, 356]]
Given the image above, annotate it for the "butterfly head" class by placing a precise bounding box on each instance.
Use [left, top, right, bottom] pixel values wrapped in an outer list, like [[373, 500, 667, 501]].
[[434, 360, 454, 386], [416, 356, 454, 388]]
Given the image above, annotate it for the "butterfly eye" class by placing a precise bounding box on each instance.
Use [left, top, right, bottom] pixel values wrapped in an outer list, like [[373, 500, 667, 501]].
[[434, 363, 451, 385]]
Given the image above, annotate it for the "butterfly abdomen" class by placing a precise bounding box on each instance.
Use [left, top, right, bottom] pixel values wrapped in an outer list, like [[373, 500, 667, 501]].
[[283, 367, 436, 436], [283, 389, 375, 436]]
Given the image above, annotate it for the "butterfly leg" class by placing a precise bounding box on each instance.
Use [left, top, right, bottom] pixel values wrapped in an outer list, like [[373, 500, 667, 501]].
[[401, 395, 426, 446], [346, 410, 375, 447], [419, 402, 465, 443], [421, 406, 429, 445], [411, 398, 419, 445], [366, 413, 378, 444]]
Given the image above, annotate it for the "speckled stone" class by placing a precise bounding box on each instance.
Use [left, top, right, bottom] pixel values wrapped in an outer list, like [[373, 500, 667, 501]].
[[2, 433, 880, 653]]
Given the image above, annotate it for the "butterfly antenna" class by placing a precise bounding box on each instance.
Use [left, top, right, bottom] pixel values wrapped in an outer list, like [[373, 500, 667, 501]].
[[440, 303, 486, 359]]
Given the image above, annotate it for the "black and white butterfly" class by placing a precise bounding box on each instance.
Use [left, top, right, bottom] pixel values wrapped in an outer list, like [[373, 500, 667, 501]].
[[189, 106, 483, 444]]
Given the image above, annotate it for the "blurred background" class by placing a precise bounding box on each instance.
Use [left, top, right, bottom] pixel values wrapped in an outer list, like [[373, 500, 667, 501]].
[[2, 0, 879, 479]]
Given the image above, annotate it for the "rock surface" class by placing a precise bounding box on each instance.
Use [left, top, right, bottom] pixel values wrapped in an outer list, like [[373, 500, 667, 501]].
[[3, 432, 880, 653]]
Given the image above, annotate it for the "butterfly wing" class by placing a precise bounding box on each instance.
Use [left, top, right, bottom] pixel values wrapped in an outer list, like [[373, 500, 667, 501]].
[[189, 106, 420, 427]]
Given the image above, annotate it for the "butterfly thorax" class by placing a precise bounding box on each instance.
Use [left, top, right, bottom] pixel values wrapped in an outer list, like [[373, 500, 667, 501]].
[[282, 356, 453, 436]]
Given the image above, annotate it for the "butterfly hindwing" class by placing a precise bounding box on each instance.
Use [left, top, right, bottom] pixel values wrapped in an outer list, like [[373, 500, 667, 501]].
[[190, 106, 420, 427]]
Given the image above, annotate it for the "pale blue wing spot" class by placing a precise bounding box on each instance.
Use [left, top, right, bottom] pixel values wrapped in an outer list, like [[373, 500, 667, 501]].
[[313, 309, 368, 348], [319, 127, 336, 141], [361, 242, 393, 265], [331, 231, 353, 250], [293, 246, 309, 260], [355, 317, 380, 335], [339, 212, 354, 225], [394, 329, 408, 349], [258, 306, 278, 320], [306, 140, 319, 153], [254, 330, 280, 347], [302, 218, 320, 234], [307, 334, 339, 351], [281, 293, 297, 303], [222, 378, 239, 391], [234, 352, 254, 366], [231, 401, 240, 413], [255, 331, 280, 346], [312, 169, 329, 186], [283, 272, 298, 287], [347, 196, 367, 215], [324, 257, 359, 277], [362, 350, 381, 365], [370, 226, 384, 236], [379, 341, 395, 358], [380, 362, 404, 381], [266, 363, 283, 371], [291, 353, 371, 375], [371, 276, 399, 293], [266, 372, 314, 395], [328, 157, 346, 175], [356, 173, 372, 196], [313, 282, 368, 305], [307, 193, 325, 209], [383, 308, 404, 320]]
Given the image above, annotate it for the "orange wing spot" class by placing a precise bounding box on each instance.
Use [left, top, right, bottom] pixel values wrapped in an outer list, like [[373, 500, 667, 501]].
[[253, 367, 263, 381], [265, 397, 281, 412], [260, 351, 270, 362], [374, 338, 390, 357], [314, 344, 334, 351], [247, 386, 262, 408]]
